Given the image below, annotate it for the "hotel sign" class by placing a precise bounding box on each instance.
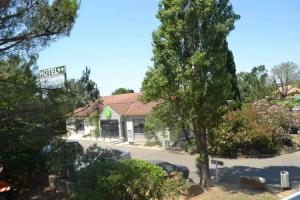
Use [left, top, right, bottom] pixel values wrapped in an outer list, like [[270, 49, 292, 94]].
[[39, 66, 66, 89]]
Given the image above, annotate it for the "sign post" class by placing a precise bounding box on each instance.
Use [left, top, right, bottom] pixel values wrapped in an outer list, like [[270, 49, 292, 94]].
[[211, 159, 224, 184]]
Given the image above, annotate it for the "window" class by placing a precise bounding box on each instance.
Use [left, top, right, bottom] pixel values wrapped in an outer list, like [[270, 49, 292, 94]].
[[76, 120, 84, 130], [133, 119, 144, 134], [101, 120, 119, 137]]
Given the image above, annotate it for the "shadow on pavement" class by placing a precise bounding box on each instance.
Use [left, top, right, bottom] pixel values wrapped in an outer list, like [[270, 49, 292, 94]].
[[210, 165, 300, 195]]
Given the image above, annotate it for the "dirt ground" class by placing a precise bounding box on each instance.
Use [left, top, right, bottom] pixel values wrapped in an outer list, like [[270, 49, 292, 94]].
[[11, 183, 300, 200], [183, 183, 300, 200], [13, 186, 70, 200], [9, 172, 70, 200]]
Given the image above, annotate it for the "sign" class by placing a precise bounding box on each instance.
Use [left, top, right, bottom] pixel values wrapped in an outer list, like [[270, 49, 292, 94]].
[[104, 107, 112, 119], [211, 160, 224, 166], [39, 66, 65, 77], [39, 66, 66, 89], [211, 159, 223, 184], [126, 121, 134, 144]]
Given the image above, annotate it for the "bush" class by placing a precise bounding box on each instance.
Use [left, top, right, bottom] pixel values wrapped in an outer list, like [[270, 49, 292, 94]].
[[145, 140, 162, 147], [46, 140, 83, 179], [73, 144, 123, 171], [74, 159, 186, 200], [209, 100, 294, 157], [184, 141, 197, 154]]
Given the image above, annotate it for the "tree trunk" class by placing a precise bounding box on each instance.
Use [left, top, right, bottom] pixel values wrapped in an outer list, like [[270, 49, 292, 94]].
[[194, 126, 212, 188], [182, 124, 191, 144]]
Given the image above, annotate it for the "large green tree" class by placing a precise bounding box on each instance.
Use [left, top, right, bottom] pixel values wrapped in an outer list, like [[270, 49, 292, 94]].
[[0, 0, 79, 58], [112, 87, 134, 95], [0, 56, 69, 176], [142, 0, 239, 187], [67, 67, 100, 108], [237, 65, 272, 102], [0, 0, 80, 180]]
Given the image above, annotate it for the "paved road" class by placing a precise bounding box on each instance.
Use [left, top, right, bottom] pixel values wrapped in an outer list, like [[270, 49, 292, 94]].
[[75, 140, 199, 182], [74, 139, 300, 186]]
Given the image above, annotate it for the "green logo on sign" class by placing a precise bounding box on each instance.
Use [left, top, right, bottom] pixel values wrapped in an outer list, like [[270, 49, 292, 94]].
[[104, 107, 112, 119]]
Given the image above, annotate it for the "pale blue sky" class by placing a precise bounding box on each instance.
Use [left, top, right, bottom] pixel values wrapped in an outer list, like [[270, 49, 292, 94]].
[[37, 0, 300, 95]]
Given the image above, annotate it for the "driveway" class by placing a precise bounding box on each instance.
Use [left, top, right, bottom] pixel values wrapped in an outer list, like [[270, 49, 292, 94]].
[[74, 139, 300, 187]]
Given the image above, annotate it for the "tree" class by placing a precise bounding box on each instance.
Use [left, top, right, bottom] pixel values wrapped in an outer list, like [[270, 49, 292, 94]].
[[271, 62, 300, 98], [142, 0, 239, 187], [0, 56, 69, 177], [237, 65, 273, 102], [79, 67, 100, 105], [145, 101, 192, 144], [0, 0, 80, 184], [226, 50, 241, 106], [65, 67, 100, 109], [112, 88, 134, 95], [0, 0, 79, 58]]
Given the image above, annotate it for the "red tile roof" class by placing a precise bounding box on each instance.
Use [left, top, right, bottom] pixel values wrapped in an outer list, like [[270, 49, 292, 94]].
[[125, 101, 157, 116], [102, 92, 156, 116], [69, 101, 100, 118], [69, 92, 156, 118], [108, 103, 132, 115]]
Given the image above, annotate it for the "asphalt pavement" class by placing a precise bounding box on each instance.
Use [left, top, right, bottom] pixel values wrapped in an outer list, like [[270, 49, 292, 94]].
[[73, 139, 300, 187]]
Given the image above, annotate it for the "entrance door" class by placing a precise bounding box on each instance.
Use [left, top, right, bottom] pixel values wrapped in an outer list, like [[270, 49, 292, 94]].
[[100, 120, 119, 138]]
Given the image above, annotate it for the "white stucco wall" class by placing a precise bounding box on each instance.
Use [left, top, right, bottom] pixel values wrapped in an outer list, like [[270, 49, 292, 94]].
[[84, 118, 92, 135], [66, 117, 92, 135], [66, 118, 76, 135], [124, 116, 146, 140]]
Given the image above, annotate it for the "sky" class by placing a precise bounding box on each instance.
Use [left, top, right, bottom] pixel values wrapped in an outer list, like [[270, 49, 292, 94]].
[[37, 0, 300, 95]]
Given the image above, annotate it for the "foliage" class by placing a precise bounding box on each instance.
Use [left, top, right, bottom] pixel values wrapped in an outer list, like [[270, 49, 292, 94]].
[[0, 0, 82, 186], [144, 139, 162, 147], [0, 0, 80, 58], [225, 49, 242, 105], [0, 56, 70, 179], [66, 67, 100, 108], [142, 0, 239, 187], [46, 139, 83, 179], [145, 101, 193, 145], [144, 102, 177, 141], [0, 58, 100, 184], [74, 159, 186, 200], [79, 67, 100, 103], [174, 138, 197, 154], [237, 65, 274, 102], [74, 144, 123, 171], [112, 87, 134, 95], [89, 110, 100, 138], [160, 172, 187, 200], [271, 62, 300, 98], [209, 99, 294, 157]]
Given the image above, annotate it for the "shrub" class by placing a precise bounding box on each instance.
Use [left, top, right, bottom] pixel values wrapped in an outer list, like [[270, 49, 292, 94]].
[[73, 144, 122, 171], [145, 140, 162, 147], [46, 140, 83, 179], [184, 140, 197, 154], [209, 100, 294, 157], [74, 159, 186, 200]]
